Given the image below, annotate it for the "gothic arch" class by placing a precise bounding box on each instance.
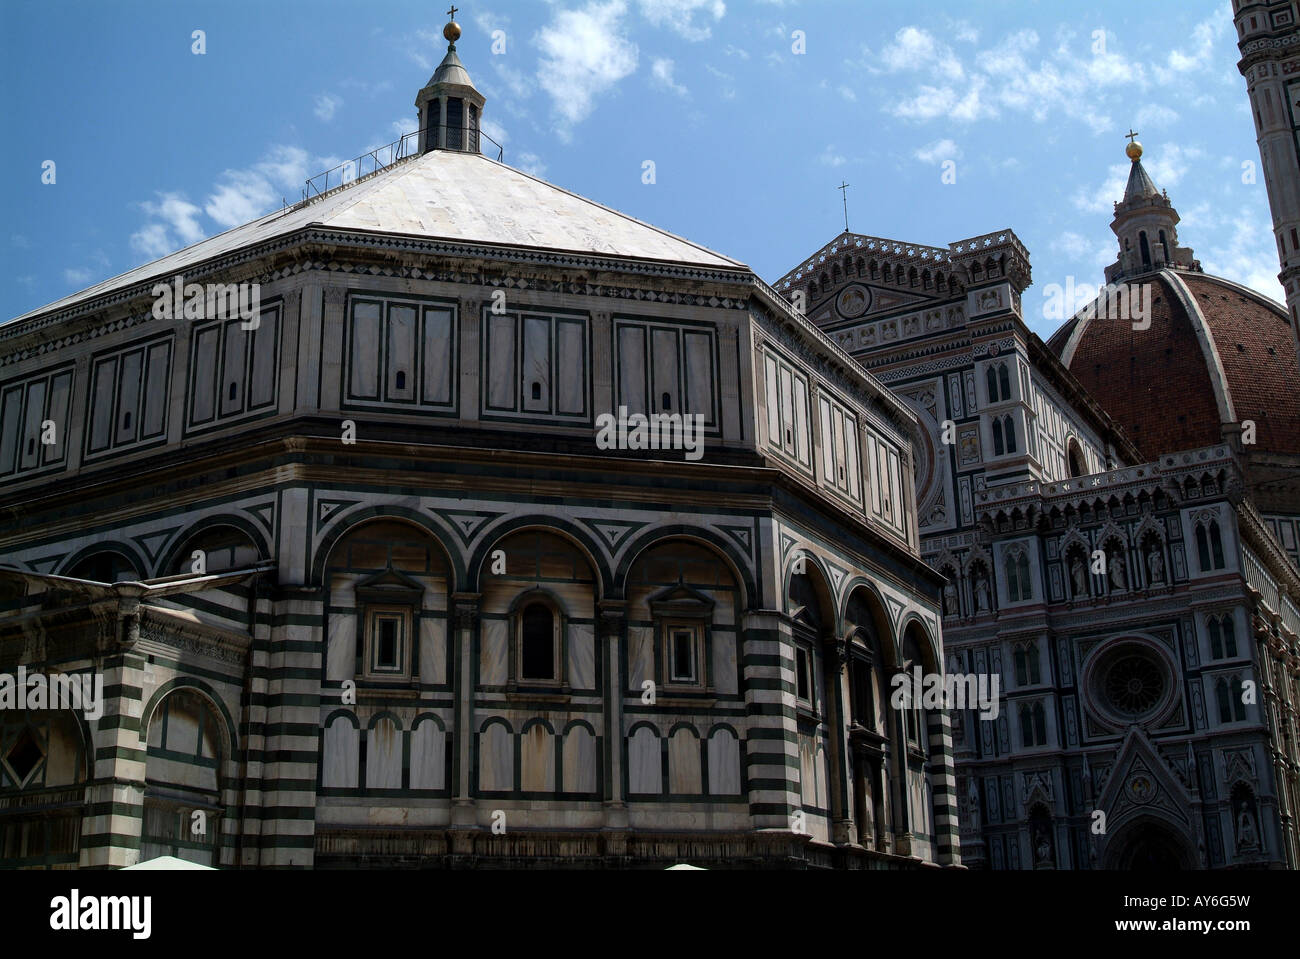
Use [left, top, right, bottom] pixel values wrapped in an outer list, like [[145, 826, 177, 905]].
[[1101, 815, 1196, 870], [138, 676, 239, 760], [60, 541, 147, 582]]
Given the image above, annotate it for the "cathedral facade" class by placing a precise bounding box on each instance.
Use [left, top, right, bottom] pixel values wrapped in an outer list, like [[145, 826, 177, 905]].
[[776, 141, 1300, 869], [0, 23, 957, 869]]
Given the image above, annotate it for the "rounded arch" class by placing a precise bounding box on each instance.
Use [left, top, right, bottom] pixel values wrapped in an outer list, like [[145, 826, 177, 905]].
[[507, 585, 574, 620], [60, 542, 147, 582], [706, 721, 741, 740], [667, 721, 701, 739], [786, 553, 835, 635], [520, 717, 556, 736], [311, 506, 462, 589], [561, 718, 598, 737], [467, 516, 609, 597], [366, 710, 403, 732], [158, 513, 271, 576], [841, 578, 899, 663], [323, 708, 361, 729], [478, 716, 514, 735], [411, 712, 446, 732], [899, 613, 940, 672], [138, 677, 239, 758], [614, 526, 755, 608], [626, 720, 662, 738]]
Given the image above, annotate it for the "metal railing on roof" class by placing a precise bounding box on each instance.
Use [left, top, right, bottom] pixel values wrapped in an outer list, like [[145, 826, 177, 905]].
[[299, 126, 505, 204]]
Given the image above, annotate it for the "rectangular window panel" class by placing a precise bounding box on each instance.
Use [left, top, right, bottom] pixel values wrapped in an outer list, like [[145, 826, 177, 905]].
[[89, 357, 118, 453], [114, 349, 143, 447], [778, 366, 794, 454], [190, 327, 218, 423], [555, 320, 585, 415], [386, 304, 417, 402], [832, 406, 847, 491], [486, 314, 517, 410], [796, 647, 811, 702], [522, 315, 551, 412], [617, 325, 647, 416], [651, 328, 679, 412], [349, 301, 382, 400], [0, 385, 22, 475], [670, 629, 696, 683], [422, 307, 454, 405], [220, 321, 247, 417], [44, 370, 72, 464], [794, 376, 811, 466], [844, 412, 860, 500], [18, 380, 46, 471], [764, 355, 780, 450], [141, 343, 170, 439], [682, 331, 714, 422], [818, 397, 835, 482], [248, 309, 278, 410]]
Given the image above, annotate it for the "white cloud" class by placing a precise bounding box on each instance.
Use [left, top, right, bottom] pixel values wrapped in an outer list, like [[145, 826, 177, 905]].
[[64, 266, 95, 286], [638, 0, 725, 41], [820, 145, 847, 167], [876, 26, 964, 81], [535, 0, 639, 134], [314, 93, 342, 122], [203, 145, 313, 229], [1201, 211, 1287, 303], [838, 85, 856, 102], [913, 139, 962, 164], [1161, 4, 1232, 77], [482, 118, 509, 147], [651, 57, 689, 96], [723, 43, 749, 60], [130, 192, 205, 259]]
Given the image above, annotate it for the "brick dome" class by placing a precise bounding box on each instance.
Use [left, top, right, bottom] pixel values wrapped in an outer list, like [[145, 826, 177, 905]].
[[1049, 270, 1300, 461]]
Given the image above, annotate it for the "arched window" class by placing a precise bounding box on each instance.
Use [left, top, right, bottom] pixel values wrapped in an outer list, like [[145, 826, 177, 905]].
[[521, 601, 557, 682], [1159, 229, 1170, 262], [1139, 231, 1152, 270], [1197, 519, 1226, 571], [1020, 703, 1046, 746], [1210, 520, 1225, 568], [1067, 440, 1085, 478], [1017, 552, 1031, 600], [993, 418, 1005, 456], [1222, 615, 1237, 657], [1004, 416, 1017, 454], [1014, 647, 1028, 686], [1209, 617, 1224, 659], [1218, 677, 1248, 723], [986, 365, 998, 404], [999, 363, 1011, 401], [1006, 553, 1021, 603], [1033, 702, 1047, 744]]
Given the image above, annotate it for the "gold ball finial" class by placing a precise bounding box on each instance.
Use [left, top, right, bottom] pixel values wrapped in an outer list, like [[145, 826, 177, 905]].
[[443, 20, 461, 43], [1126, 140, 1143, 161]]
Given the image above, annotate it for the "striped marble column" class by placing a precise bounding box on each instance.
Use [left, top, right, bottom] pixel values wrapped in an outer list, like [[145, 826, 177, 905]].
[[741, 610, 801, 831], [254, 590, 322, 867], [927, 707, 961, 865], [78, 636, 148, 868]]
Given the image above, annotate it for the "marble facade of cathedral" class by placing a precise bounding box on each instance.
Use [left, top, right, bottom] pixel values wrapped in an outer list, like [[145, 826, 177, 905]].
[[776, 141, 1300, 869], [0, 23, 957, 869]]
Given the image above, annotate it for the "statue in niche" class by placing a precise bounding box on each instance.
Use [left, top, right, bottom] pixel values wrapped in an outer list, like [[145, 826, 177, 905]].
[[974, 572, 991, 612], [1110, 551, 1127, 590], [1147, 543, 1165, 584], [1236, 799, 1259, 851], [943, 580, 959, 616], [1070, 554, 1087, 597], [966, 778, 981, 828]]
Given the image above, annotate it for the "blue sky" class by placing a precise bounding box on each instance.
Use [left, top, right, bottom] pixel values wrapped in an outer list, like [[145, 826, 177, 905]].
[[1, 0, 1278, 338]]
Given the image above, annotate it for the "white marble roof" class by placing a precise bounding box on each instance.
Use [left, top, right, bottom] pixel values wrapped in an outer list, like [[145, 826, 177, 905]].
[[11, 150, 746, 324]]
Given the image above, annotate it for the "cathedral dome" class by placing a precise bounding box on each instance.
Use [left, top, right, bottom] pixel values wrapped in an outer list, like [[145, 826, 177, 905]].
[[1049, 269, 1300, 462]]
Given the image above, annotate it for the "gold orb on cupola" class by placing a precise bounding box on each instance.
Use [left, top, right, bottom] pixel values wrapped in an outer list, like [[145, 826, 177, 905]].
[[1124, 129, 1143, 161], [443, 5, 461, 44]]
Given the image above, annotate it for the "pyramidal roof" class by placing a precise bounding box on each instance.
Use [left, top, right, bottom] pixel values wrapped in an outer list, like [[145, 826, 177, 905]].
[[11, 148, 745, 325], [1123, 157, 1161, 201]]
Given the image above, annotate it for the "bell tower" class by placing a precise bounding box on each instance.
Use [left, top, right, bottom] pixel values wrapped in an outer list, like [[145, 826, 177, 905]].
[[416, 7, 486, 155]]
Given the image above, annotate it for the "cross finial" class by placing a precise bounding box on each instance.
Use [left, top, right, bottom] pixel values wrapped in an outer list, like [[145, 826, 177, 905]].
[[447, 5, 458, 20], [1125, 129, 1140, 144], [838, 181, 851, 233]]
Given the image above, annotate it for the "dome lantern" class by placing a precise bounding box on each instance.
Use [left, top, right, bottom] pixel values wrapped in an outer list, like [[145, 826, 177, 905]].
[[415, 6, 485, 155]]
